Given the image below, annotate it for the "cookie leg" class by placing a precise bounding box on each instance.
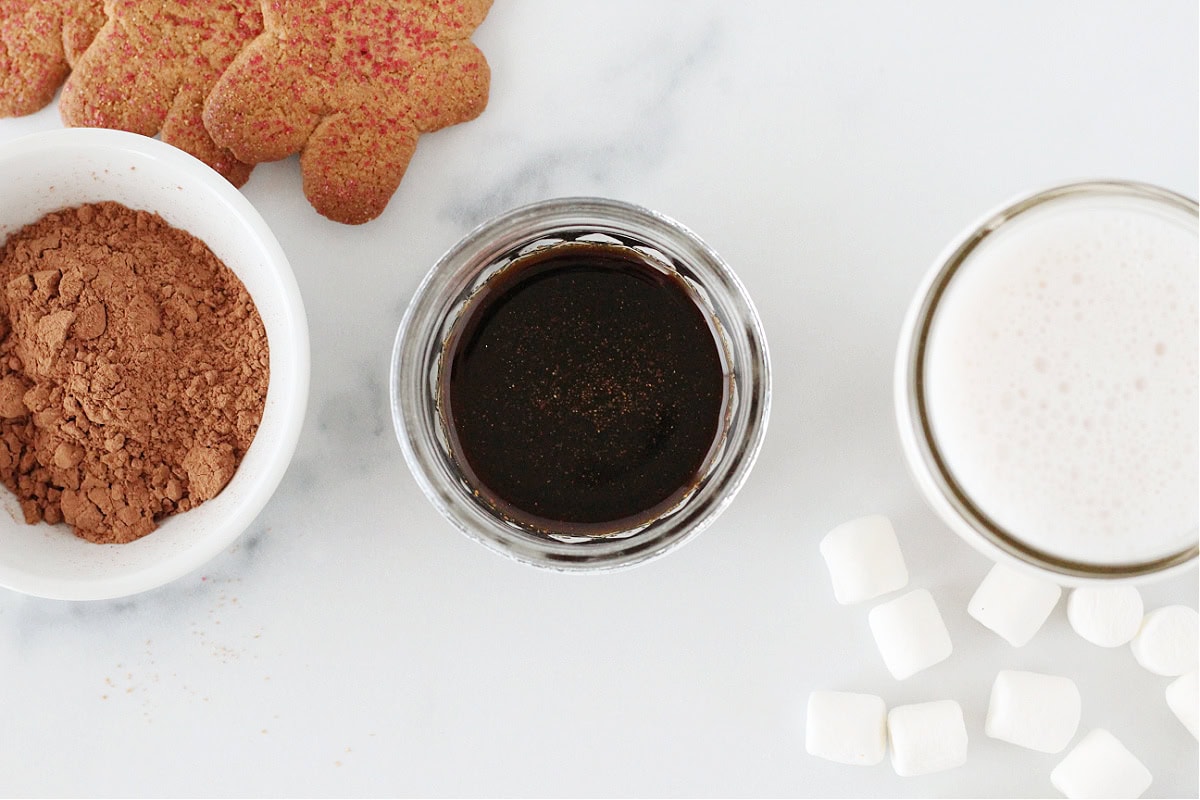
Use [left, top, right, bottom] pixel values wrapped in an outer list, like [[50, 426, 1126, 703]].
[[299, 111, 418, 225], [204, 39, 321, 164], [162, 87, 254, 187]]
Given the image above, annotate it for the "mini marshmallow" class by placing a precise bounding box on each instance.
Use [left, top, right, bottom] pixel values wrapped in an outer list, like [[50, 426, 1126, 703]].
[[1067, 585, 1144, 648], [819, 515, 909, 604], [967, 562, 1061, 647], [1165, 670, 1199, 741], [868, 589, 953, 680], [1050, 728, 1152, 799], [805, 690, 887, 765], [985, 669, 1080, 753], [887, 699, 968, 777], [1130, 605, 1199, 676]]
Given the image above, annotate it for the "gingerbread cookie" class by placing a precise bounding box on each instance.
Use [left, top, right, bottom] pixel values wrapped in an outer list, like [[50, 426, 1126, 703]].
[[204, 0, 492, 224], [0, 0, 104, 117], [59, 0, 262, 186]]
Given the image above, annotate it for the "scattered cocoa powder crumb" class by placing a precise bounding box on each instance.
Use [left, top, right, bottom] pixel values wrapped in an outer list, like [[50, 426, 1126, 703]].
[[0, 201, 268, 544]]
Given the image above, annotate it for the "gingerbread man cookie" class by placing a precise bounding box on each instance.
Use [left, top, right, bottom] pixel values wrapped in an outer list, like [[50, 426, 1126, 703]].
[[0, 0, 104, 117], [59, 0, 262, 186], [204, 0, 492, 224]]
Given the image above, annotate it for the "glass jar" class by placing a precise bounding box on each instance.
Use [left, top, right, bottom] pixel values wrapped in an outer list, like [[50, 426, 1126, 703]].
[[895, 180, 1198, 583], [391, 198, 771, 571]]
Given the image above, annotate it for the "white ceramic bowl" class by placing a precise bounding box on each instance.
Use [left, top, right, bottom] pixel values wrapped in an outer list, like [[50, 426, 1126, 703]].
[[0, 129, 309, 600]]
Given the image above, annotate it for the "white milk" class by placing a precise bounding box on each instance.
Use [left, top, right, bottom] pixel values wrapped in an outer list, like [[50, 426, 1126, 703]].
[[924, 192, 1198, 566]]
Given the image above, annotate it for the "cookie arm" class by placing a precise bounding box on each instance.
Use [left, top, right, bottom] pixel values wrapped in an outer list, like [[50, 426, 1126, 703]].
[[413, 0, 493, 38], [0, 1, 70, 116], [59, 18, 175, 135], [410, 39, 489, 134], [61, 0, 104, 65]]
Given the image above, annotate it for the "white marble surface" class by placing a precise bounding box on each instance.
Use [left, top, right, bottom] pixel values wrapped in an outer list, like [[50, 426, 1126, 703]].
[[1, 1, 1197, 796]]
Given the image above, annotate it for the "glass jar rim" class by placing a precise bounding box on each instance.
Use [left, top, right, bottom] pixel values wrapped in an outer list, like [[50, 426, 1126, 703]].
[[895, 179, 1199, 583], [391, 197, 771, 571]]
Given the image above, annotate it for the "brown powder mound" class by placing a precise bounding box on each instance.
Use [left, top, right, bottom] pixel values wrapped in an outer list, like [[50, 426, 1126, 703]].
[[0, 201, 268, 543]]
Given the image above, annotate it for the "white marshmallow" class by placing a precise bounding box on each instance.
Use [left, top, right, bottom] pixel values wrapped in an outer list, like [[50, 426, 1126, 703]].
[[868, 588, 953, 680], [887, 699, 968, 777], [1067, 585, 1144, 647], [1050, 728, 1152, 799], [1165, 670, 1199, 741], [985, 669, 1080, 753], [804, 690, 887, 765], [1130, 605, 1199, 676], [967, 562, 1061, 647], [819, 515, 909, 604]]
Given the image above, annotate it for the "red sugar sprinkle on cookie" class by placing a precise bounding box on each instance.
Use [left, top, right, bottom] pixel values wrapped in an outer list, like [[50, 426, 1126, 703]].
[[0, 0, 104, 117], [59, 0, 263, 187], [204, 0, 492, 224]]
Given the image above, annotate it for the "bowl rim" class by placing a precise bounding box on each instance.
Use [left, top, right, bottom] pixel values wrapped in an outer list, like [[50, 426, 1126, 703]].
[[0, 128, 310, 601]]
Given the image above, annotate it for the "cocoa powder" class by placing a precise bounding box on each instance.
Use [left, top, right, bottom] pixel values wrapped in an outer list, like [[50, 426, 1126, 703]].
[[0, 201, 268, 544]]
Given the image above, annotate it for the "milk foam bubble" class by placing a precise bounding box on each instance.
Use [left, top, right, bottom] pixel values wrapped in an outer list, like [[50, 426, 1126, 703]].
[[924, 192, 1198, 566]]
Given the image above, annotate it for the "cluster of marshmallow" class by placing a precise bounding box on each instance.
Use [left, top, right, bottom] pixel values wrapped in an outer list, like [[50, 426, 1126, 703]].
[[806, 690, 967, 776], [811, 515, 960, 776], [807, 515, 1199, 796], [818, 515, 951, 680], [973, 561, 1199, 751]]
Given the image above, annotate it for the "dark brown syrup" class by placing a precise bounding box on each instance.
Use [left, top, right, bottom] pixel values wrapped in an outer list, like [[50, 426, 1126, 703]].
[[439, 243, 728, 536]]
